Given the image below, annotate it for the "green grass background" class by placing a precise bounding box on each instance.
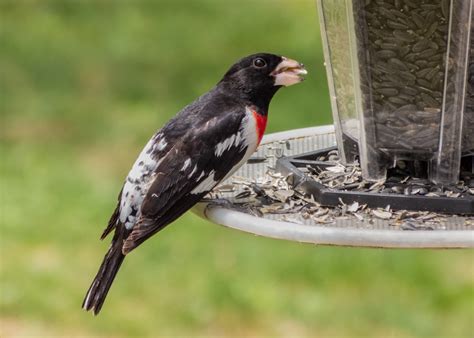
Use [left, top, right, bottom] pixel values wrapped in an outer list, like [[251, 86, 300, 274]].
[[1, 1, 473, 337]]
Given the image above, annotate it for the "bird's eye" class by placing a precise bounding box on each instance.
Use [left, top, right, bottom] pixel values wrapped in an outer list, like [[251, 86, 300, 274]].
[[253, 58, 266, 68]]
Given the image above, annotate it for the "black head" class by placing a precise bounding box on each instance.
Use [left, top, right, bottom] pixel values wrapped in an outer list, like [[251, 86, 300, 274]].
[[218, 53, 307, 111]]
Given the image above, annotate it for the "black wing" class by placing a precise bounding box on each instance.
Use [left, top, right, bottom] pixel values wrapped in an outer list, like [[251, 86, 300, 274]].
[[122, 109, 248, 253], [100, 90, 221, 240]]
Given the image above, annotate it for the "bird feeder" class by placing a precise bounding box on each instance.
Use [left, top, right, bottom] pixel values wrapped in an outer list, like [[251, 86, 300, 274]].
[[317, 0, 473, 184], [195, 0, 474, 249]]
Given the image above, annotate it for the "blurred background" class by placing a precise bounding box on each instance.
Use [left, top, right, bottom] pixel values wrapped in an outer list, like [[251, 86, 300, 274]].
[[1, 0, 473, 337]]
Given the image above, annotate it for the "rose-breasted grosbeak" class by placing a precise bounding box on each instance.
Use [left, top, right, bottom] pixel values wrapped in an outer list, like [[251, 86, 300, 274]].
[[83, 53, 307, 314]]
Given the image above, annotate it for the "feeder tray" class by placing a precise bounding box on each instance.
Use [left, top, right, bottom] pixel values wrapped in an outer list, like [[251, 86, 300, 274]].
[[194, 126, 474, 249]]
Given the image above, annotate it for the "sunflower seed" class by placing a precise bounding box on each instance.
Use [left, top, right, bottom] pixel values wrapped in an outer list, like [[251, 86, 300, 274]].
[[347, 202, 360, 213], [387, 20, 408, 30], [376, 50, 397, 59], [372, 209, 392, 219], [378, 87, 399, 96]]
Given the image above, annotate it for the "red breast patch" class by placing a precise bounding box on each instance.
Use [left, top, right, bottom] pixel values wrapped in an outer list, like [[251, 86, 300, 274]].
[[252, 110, 267, 145]]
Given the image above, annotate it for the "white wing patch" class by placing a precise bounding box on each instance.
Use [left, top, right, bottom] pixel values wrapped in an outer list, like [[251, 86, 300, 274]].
[[181, 158, 191, 171], [120, 134, 166, 229], [196, 171, 205, 181], [215, 132, 242, 157], [191, 170, 217, 194], [188, 165, 197, 178]]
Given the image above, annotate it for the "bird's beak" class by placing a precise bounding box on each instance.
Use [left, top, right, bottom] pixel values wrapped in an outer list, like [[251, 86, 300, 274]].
[[271, 57, 307, 87]]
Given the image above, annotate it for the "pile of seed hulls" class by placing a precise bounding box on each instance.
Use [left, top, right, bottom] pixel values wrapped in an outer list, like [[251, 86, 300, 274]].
[[304, 150, 474, 198], [353, 0, 473, 152], [212, 159, 473, 230]]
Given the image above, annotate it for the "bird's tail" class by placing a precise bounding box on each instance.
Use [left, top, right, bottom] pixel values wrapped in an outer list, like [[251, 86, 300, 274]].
[[82, 229, 126, 315]]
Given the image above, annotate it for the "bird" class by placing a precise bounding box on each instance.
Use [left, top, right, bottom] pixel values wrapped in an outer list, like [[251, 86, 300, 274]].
[[82, 53, 307, 315]]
